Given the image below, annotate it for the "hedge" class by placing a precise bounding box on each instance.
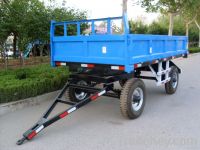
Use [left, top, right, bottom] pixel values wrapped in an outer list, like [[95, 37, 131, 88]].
[[0, 65, 69, 104], [189, 47, 200, 54]]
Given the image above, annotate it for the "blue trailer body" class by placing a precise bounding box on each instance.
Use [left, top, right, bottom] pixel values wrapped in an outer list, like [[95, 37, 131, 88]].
[[50, 14, 188, 73]]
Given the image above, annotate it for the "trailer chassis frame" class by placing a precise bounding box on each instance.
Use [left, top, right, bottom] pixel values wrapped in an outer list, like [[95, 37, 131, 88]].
[[16, 72, 133, 145], [17, 58, 181, 145]]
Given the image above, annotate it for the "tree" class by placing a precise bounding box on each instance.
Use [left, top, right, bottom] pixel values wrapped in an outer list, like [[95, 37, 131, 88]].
[[195, 17, 200, 47], [0, 0, 10, 5], [193, 6, 200, 47], [139, 0, 194, 36], [128, 14, 199, 44], [180, 0, 200, 40], [0, 0, 87, 57], [0, 0, 44, 56], [0, 1, 9, 56], [181, 0, 200, 47]]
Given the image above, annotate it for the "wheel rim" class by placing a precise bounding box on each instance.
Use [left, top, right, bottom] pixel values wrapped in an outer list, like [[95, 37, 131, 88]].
[[171, 71, 178, 89], [75, 81, 88, 101], [131, 87, 144, 111]]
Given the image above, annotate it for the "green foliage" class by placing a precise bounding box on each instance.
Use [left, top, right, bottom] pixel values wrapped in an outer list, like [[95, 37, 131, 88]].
[[148, 22, 168, 35], [0, 65, 69, 103], [189, 47, 200, 54], [0, 0, 87, 53], [129, 19, 148, 34], [140, 0, 192, 14], [129, 15, 199, 43], [15, 69, 29, 80], [189, 25, 199, 42], [181, 0, 200, 22], [139, 0, 200, 36]]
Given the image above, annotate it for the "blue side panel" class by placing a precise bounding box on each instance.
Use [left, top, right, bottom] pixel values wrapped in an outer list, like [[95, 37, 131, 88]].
[[52, 35, 127, 65], [152, 40, 165, 53], [54, 41, 85, 57], [128, 34, 188, 65], [130, 40, 149, 56], [87, 41, 125, 58]]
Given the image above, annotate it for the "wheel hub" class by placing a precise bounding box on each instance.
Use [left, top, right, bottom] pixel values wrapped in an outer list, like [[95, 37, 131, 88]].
[[74, 81, 88, 101], [131, 87, 144, 111], [172, 72, 178, 89], [133, 95, 141, 103]]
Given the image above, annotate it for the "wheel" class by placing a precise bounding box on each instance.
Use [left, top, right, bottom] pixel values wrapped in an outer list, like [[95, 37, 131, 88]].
[[120, 78, 146, 119], [165, 66, 179, 94], [65, 80, 90, 102]]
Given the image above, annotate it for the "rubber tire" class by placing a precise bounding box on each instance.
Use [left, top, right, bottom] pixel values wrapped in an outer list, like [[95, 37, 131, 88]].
[[65, 81, 90, 102], [165, 66, 179, 95], [120, 78, 146, 119]]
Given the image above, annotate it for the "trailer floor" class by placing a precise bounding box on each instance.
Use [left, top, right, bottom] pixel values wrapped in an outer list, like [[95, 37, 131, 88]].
[[1, 53, 200, 150]]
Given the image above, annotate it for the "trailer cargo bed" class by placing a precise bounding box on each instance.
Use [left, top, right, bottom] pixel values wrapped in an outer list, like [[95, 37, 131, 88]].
[[50, 15, 188, 73]]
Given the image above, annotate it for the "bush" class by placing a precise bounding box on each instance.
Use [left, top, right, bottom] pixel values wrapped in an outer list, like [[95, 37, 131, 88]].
[[147, 22, 168, 35], [15, 68, 31, 80], [0, 64, 69, 104], [189, 47, 200, 53]]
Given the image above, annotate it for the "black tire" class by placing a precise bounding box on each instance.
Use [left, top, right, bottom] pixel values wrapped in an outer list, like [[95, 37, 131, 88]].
[[120, 78, 146, 119], [65, 80, 90, 102], [165, 66, 179, 94]]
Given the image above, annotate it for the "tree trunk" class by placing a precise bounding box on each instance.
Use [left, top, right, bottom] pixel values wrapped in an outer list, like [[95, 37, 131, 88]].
[[0, 43, 4, 59], [40, 45, 43, 57], [122, 0, 128, 15], [33, 44, 36, 56], [195, 20, 200, 47], [185, 15, 197, 36], [122, 0, 128, 32], [19, 50, 24, 67], [4, 50, 8, 70], [13, 33, 17, 58], [186, 23, 189, 37], [168, 13, 175, 36], [199, 30, 200, 47]]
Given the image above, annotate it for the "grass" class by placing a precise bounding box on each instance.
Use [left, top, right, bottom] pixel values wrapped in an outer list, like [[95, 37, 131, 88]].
[[0, 64, 69, 104], [189, 47, 200, 54]]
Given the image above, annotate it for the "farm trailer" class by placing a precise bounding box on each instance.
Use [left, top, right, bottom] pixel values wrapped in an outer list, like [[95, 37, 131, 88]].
[[17, 14, 188, 145]]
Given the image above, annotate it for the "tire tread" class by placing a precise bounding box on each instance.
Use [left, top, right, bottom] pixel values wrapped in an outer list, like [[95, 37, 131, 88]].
[[120, 78, 146, 119]]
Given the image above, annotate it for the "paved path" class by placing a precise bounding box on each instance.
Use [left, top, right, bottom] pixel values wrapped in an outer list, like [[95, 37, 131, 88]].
[[0, 54, 200, 150]]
